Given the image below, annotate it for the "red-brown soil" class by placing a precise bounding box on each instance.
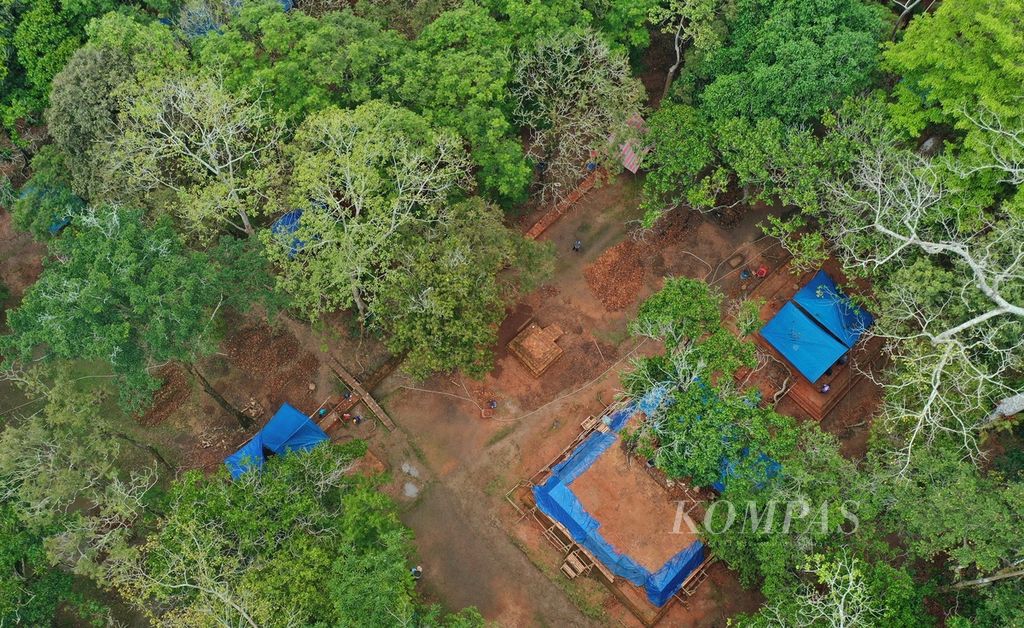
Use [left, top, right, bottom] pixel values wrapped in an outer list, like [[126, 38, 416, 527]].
[[138, 364, 190, 426], [584, 238, 647, 311], [571, 434, 699, 572], [0, 211, 44, 309]]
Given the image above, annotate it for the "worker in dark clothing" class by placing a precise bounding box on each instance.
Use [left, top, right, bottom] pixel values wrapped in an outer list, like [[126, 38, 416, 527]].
[[572, 239, 582, 253]]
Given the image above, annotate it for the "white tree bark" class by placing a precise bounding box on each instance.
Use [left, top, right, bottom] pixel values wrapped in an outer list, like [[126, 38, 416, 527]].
[[512, 28, 646, 206], [821, 140, 1024, 470], [103, 77, 283, 238]]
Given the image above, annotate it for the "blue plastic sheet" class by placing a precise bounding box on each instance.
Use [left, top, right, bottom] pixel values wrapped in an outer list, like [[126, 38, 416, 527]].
[[271, 210, 305, 257], [225, 403, 328, 479], [646, 541, 706, 606], [793, 270, 874, 348], [712, 449, 782, 493], [533, 400, 707, 606], [636, 385, 669, 417], [552, 431, 618, 484], [759, 301, 847, 383]]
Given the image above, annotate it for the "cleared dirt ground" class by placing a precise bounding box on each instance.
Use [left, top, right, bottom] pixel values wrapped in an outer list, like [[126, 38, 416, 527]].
[[1, 160, 878, 628], [571, 431, 699, 573]]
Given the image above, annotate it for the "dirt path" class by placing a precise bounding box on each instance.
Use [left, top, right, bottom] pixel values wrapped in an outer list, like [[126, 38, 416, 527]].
[[89, 172, 864, 626]]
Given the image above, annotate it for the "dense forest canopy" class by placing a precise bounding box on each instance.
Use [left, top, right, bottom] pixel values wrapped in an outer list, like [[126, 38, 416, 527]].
[[1, 0, 1022, 625]]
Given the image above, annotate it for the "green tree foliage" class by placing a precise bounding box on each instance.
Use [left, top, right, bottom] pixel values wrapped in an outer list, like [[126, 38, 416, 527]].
[[626, 276, 752, 372], [45, 12, 187, 199], [0, 504, 75, 625], [101, 75, 285, 238], [0, 0, 173, 137], [622, 278, 770, 484], [884, 0, 1024, 149], [353, 0, 459, 36], [387, 2, 531, 205], [512, 26, 646, 203], [627, 382, 795, 487], [949, 580, 1024, 628], [585, 0, 659, 51], [0, 375, 123, 529], [706, 425, 871, 597], [270, 101, 472, 320], [642, 0, 890, 217], [0, 370, 166, 593], [640, 103, 715, 223], [1, 0, 103, 133], [272, 101, 539, 376], [10, 145, 85, 238], [1, 206, 278, 410], [372, 198, 550, 378], [877, 443, 1024, 577], [694, 0, 888, 126], [196, 1, 402, 124], [109, 441, 483, 627], [739, 551, 929, 628]]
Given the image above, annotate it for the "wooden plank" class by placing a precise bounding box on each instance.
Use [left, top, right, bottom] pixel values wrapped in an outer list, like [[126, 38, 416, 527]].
[[329, 359, 396, 431]]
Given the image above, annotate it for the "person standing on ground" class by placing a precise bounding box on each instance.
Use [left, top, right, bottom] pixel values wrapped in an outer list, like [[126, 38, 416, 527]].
[[572, 239, 582, 252]]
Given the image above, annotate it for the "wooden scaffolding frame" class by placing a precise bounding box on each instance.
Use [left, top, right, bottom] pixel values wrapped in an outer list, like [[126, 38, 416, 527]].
[[503, 400, 717, 626]]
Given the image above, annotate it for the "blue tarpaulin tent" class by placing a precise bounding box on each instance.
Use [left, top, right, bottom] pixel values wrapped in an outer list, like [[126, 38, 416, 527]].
[[224, 403, 328, 479], [532, 393, 708, 607], [759, 301, 848, 383], [270, 210, 305, 257], [793, 270, 874, 348]]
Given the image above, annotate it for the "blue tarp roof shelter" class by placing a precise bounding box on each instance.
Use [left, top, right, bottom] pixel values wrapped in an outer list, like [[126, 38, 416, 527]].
[[793, 270, 874, 348], [759, 301, 848, 383], [271, 210, 305, 257], [532, 393, 708, 607], [224, 403, 328, 479]]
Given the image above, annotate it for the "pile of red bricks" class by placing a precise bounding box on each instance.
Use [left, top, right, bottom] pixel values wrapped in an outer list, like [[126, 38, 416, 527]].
[[525, 168, 606, 240]]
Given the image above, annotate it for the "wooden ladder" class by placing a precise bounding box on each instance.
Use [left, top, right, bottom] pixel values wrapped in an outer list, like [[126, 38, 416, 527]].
[[560, 549, 593, 579]]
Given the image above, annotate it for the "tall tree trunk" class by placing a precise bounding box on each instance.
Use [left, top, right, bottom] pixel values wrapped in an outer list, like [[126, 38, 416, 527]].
[[661, 27, 685, 102], [186, 364, 255, 430], [238, 208, 256, 237], [351, 283, 368, 322], [890, 0, 922, 40], [983, 392, 1024, 428], [948, 567, 1024, 590]]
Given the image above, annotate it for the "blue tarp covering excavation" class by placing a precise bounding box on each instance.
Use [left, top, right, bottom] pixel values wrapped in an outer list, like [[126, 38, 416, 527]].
[[224, 403, 328, 479], [759, 301, 847, 383], [712, 449, 783, 493], [533, 394, 707, 607], [793, 271, 874, 348]]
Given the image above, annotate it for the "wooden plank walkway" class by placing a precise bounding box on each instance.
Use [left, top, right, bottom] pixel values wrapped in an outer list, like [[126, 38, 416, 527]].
[[329, 358, 396, 431]]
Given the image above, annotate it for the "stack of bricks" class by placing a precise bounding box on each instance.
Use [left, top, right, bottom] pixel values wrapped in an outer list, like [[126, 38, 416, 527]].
[[525, 168, 606, 240]]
